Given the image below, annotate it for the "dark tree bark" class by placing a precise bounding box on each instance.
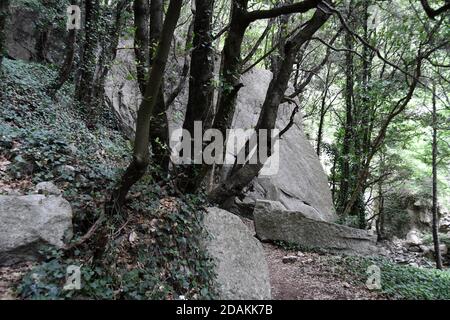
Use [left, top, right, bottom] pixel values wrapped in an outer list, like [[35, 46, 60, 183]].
[[75, 0, 100, 122], [133, 0, 150, 94], [0, 0, 10, 72], [431, 84, 443, 269], [420, 0, 450, 19], [106, 0, 183, 215], [148, 0, 170, 172], [212, 0, 250, 140], [316, 62, 333, 156], [337, 1, 354, 217], [354, 0, 372, 229], [270, 0, 294, 74], [376, 152, 386, 241], [178, 0, 216, 191]]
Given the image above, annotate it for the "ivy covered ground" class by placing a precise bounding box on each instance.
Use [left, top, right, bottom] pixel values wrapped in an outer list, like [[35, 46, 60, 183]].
[[0, 59, 216, 300]]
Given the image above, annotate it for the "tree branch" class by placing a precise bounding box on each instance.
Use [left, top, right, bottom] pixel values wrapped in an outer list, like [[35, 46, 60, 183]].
[[245, 0, 322, 22]]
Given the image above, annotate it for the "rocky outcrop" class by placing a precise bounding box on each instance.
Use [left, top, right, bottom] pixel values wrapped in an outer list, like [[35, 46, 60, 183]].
[[5, 5, 65, 64], [0, 189, 72, 266], [104, 40, 141, 140], [106, 41, 336, 223], [254, 200, 378, 256], [227, 69, 336, 222], [203, 207, 271, 300]]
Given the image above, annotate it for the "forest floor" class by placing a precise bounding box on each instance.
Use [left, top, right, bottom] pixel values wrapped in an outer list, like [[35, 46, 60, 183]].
[[263, 243, 382, 300], [0, 247, 383, 301]]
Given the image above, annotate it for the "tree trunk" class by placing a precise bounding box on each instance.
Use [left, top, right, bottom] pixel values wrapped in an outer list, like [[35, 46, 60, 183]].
[[376, 152, 386, 241], [178, 0, 216, 191], [106, 0, 183, 215], [0, 0, 10, 72], [316, 62, 331, 156], [209, 7, 330, 204], [432, 84, 443, 269], [337, 1, 354, 217], [211, 0, 250, 141], [133, 0, 150, 94], [75, 0, 100, 123], [149, 0, 170, 172]]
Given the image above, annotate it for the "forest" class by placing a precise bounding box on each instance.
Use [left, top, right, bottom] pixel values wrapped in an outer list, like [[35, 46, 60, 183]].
[[0, 0, 449, 301]]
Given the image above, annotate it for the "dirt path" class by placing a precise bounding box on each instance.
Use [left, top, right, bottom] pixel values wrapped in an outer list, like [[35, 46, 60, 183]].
[[263, 243, 382, 300], [240, 217, 382, 300]]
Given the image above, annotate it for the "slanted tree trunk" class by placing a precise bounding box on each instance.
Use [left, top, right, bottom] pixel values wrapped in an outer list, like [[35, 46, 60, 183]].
[[106, 0, 183, 215], [178, 0, 215, 191], [208, 6, 330, 204], [0, 0, 10, 72], [431, 84, 443, 269], [353, 0, 371, 229], [316, 62, 332, 156]]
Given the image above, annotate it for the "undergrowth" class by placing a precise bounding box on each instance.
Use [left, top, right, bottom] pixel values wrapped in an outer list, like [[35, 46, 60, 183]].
[[1, 59, 217, 300], [339, 256, 450, 300]]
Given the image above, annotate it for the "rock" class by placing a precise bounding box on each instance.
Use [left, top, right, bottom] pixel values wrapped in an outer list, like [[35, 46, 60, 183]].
[[406, 229, 423, 246], [106, 46, 336, 222], [54, 165, 76, 178], [203, 207, 271, 300], [0, 195, 72, 266], [407, 245, 421, 253], [431, 244, 448, 255], [254, 200, 379, 256], [224, 70, 336, 222], [419, 245, 431, 254], [282, 256, 298, 264], [5, 5, 65, 64], [34, 181, 61, 196], [423, 244, 448, 259]]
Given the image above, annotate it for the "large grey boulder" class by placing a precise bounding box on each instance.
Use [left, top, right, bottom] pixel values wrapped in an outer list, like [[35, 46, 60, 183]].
[[228, 69, 336, 222], [0, 194, 72, 266], [107, 43, 336, 223], [254, 200, 378, 256], [203, 207, 271, 300]]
